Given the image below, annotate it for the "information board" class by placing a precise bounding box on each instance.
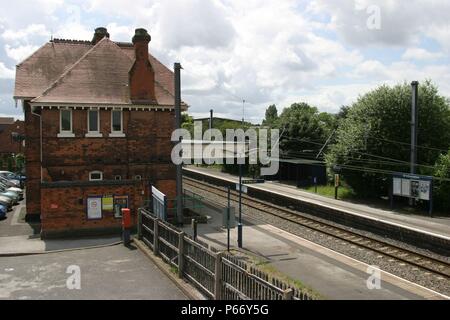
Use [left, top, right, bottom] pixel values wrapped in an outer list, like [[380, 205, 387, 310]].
[[236, 184, 248, 194], [393, 173, 432, 201], [87, 197, 102, 220]]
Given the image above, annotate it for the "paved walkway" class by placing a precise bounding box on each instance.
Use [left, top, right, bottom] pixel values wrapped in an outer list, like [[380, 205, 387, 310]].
[[0, 244, 187, 300], [185, 167, 450, 238], [0, 203, 39, 238], [0, 202, 124, 255], [181, 202, 447, 300]]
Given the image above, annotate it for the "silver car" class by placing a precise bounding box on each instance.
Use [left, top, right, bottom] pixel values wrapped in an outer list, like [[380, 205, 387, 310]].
[[0, 181, 23, 200], [0, 195, 13, 211], [0, 173, 21, 188]]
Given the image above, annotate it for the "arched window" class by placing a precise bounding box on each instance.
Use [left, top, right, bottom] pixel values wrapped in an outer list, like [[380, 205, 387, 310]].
[[134, 175, 142, 181]]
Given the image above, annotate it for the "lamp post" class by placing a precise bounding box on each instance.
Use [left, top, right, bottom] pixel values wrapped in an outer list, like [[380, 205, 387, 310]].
[[237, 100, 246, 248], [237, 161, 243, 248]]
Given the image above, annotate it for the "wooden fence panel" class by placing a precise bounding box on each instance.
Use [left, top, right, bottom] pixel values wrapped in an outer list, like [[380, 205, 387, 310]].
[[183, 237, 216, 298], [138, 208, 315, 301]]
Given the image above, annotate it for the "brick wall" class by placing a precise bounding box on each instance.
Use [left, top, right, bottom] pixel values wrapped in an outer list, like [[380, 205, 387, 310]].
[[40, 180, 144, 238], [41, 108, 175, 182], [24, 102, 41, 220]]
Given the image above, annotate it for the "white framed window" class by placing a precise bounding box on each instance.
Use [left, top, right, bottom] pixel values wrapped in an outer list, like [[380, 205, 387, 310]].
[[57, 109, 75, 138], [109, 110, 125, 137], [115, 175, 122, 181], [89, 171, 103, 181], [86, 109, 102, 137], [134, 175, 142, 181]]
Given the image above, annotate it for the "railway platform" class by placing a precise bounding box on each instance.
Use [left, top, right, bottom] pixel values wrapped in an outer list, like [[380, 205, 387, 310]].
[[184, 166, 450, 241], [180, 199, 448, 300]]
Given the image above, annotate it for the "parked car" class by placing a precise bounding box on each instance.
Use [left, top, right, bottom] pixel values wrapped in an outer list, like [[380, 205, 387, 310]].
[[0, 195, 13, 211], [0, 203, 7, 219], [5, 172, 26, 188], [0, 181, 23, 200], [0, 186, 19, 205], [0, 172, 21, 188]]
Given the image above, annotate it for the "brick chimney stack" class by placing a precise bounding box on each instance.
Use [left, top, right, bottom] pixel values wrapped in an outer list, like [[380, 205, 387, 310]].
[[92, 27, 110, 45], [129, 28, 156, 104]]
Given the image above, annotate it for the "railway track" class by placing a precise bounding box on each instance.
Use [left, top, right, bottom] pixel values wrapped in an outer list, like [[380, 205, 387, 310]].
[[184, 177, 450, 283]]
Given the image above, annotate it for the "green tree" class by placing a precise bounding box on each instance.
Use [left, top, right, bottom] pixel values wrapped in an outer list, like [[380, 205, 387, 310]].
[[262, 104, 279, 127], [433, 150, 450, 211], [326, 81, 450, 198], [278, 103, 330, 158], [181, 113, 194, 135]]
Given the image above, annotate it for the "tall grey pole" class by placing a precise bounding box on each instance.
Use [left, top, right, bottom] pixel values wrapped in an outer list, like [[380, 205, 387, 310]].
[[237, 104, 244, 248], [209, 109, 213, 131], [410, 81, 419, 206], [411, 81, 419, 175], [175, 63, 183, 226], [227, 186, 231, 252], [238, 162, 243, 248]]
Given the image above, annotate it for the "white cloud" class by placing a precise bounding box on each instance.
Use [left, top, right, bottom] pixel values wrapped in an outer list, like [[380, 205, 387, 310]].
[[1, 24, 49, 43], [0, 0, 449, 122], [402, 48, 444, 61], [0, 62, 14, 79], [5, 44, 40, 63], [309, 0, 450, 48]]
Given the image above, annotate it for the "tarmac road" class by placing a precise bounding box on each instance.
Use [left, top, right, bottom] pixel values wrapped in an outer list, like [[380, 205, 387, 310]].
[[0, 244, 187, 300]]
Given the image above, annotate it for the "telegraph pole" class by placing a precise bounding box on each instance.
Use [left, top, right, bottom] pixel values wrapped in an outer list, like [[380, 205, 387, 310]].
[[174, 63, 183, 225], [410, 81, 419, 206], [209, 109, 213, 131]]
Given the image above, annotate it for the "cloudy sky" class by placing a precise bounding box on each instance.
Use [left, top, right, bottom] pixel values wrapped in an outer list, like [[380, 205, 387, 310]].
[[0, 0, 449, 123]]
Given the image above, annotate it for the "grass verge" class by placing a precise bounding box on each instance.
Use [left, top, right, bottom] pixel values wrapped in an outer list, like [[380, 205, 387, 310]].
[[229, 250, 323, 300]]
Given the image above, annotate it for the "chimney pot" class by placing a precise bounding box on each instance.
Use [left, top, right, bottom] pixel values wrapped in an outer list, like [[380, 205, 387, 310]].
[[92, 27, 110, 45], [132, 28, 151, 44]]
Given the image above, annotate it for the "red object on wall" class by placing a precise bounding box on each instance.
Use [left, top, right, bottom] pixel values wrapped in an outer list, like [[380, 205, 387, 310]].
[[122, 208, 132, 229]]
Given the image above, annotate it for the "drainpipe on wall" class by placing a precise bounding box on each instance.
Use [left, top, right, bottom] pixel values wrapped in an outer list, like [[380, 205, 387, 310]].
[[31, 104, 43, 183], [174, 62, 183, 226]]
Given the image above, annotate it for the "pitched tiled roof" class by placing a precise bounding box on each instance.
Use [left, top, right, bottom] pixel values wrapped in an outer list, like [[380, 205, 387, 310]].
[[14, 42, 92, 99], [15, 37, 183, 107]]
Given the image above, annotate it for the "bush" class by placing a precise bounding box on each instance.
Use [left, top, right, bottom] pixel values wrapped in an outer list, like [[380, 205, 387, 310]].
[[433, 151, 450, 212]]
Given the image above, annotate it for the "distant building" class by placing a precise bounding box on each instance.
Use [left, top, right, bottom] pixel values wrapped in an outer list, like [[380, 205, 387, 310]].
[[0, 117, 15, 132], [194, 116, 257, 130], [269, 159, 327, 187], [14, 27, 187, 237], [0, 118, 24, 156]]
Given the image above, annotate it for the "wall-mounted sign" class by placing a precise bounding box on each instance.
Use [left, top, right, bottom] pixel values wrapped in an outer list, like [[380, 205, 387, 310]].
[[102, 195, 114, 212], [114, 196, 129, 219], [87, 197, 102, 220], [393, 173, 432, 201]]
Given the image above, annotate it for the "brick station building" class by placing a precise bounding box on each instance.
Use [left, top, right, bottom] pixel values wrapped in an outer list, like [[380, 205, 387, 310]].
[[13, 27, 186, 238]]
